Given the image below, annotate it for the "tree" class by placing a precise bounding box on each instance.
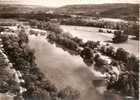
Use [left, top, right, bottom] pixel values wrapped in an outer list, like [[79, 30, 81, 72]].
[[58, 86, 80, 100], [106, 46, 115, 57], [115, 48, 129, 62], [0, 26, 4, 32], [123, 24, 139, 40], [80, 47, 94, 65], [107, 71, 138, 98], [84, 41, 99, 49], [72, 36, 84, 47], [126, 54, 139, 72], [112, 30, 128, 43]]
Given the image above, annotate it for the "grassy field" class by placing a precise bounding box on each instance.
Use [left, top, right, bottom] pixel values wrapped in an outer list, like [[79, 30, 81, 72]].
[[61, 25, 139, 57]]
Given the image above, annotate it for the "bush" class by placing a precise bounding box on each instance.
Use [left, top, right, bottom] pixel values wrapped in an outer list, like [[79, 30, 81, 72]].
[[112, 30, 128, 43], [115, 48, 129, 62], [98, 29, 104, 32], [106, 46, 115, 57], [80, 47, 94, 65], [72, 36, 84, 47], [0, 26, 5, 32], [84, 41, 99, 49], [29, 30, 38, 36], [106, 30, 112, 33]]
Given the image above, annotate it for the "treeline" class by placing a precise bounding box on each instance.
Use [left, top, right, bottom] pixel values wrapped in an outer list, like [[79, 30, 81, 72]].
[[0, 26, 80, 100], [0, 13, 70, 21], [60, 18, 127, 30]]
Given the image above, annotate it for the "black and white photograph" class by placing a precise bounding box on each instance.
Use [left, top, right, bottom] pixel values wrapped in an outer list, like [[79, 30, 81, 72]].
[[0, 0, 139, 100]]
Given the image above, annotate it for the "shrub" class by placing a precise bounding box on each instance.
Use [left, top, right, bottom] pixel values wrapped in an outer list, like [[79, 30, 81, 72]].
[[72, 36, 84, 47], [112, 30, 128, 43], [0, 26, 5, 32], [107, 30, 112, 33], [84, 41, 99, 49], [98, 29, 104, 32], [115, 48, 129, 62], [80, 47, 94, 65], [106, 46, 115, 57]]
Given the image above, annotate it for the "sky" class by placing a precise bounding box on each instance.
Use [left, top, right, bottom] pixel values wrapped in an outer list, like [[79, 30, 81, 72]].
[[0, 0, 139, 7]]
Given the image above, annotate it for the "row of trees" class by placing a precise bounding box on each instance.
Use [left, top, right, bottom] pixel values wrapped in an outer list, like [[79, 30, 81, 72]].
[[29, 20, 63, 34], [61, 18, 129, 30], [47, 33, 79, 52]]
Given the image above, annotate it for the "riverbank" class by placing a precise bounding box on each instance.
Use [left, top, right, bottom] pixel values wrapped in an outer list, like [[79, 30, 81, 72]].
[[0, 25, 80, 100]]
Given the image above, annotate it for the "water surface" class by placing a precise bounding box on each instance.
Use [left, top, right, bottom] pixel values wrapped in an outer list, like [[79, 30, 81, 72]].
[[29, 35, 104, 100]]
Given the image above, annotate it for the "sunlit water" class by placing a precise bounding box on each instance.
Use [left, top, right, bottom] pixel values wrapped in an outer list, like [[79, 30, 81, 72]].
[[61, 25, 139, 57]]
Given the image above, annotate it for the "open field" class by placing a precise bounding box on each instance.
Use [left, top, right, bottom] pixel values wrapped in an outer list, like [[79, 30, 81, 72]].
[[61, 25, 139, 57]]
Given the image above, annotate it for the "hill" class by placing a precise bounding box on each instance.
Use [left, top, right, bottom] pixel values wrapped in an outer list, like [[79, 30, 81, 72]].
[[56, 3, 139, 20], [0, 4, 54, 14], [0, 3, 139, 21]]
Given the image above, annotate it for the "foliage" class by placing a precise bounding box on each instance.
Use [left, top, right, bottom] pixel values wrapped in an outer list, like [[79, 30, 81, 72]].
[[124, 24, 139, 40], [112, 30, 128, 43], [115, 48, 129, 63], [126, 54, 139, 72], [107, 71, 138, 98], [47, 33, 78, 51], [80, 47, 94, 65], [71, 36, 84, 47], [84, 41, 99, 49], [0, 26, 5, 32], [58, 86, 80, 100], [29, 20, 63, 34]]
